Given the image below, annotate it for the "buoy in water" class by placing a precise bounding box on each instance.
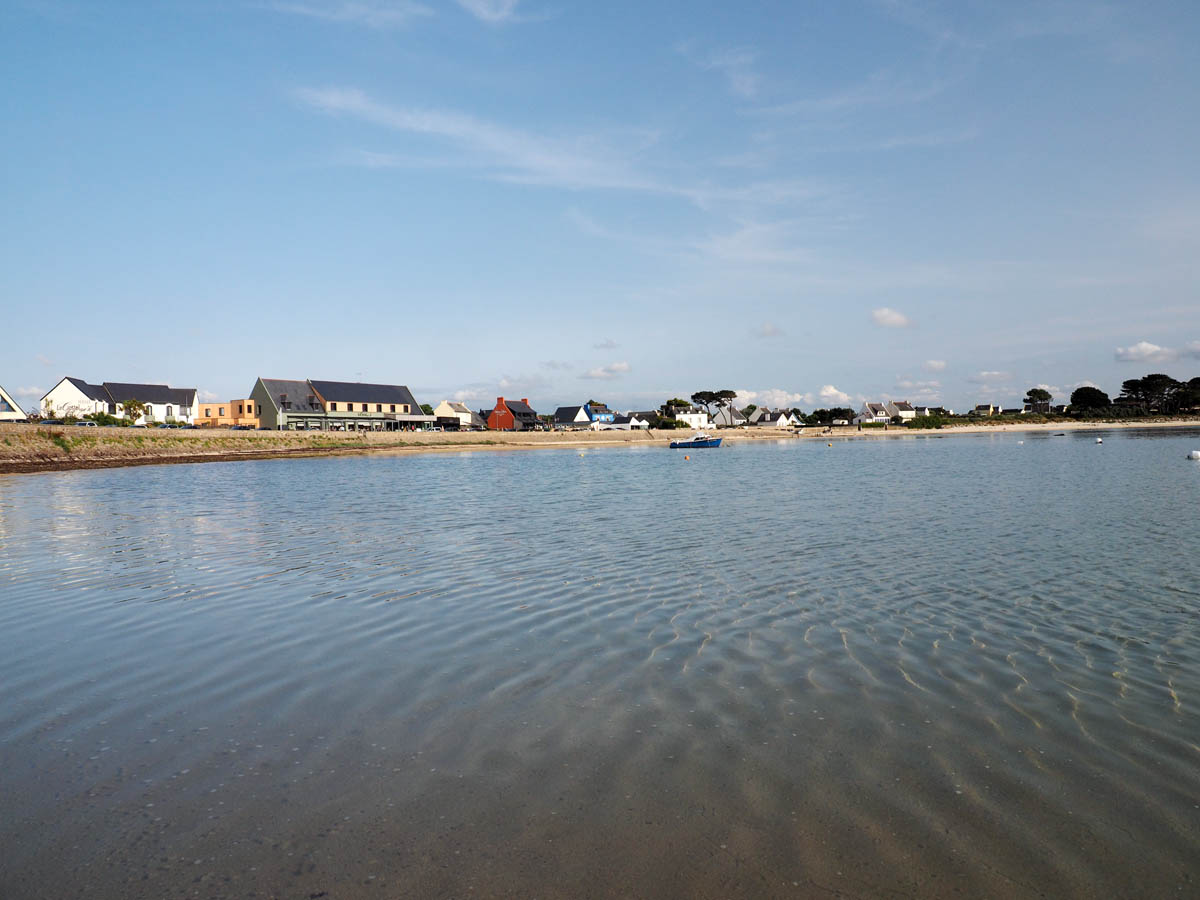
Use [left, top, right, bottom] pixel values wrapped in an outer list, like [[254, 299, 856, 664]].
[[1017, 440, 1024, 445], [1188, 450, 1200, 460], [684, 455, 690, 460], [827, 442, 832, 447], [1096, 437, 1103, 444]]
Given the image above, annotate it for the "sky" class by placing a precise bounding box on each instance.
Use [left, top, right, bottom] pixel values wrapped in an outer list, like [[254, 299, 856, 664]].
[[2, 0, 1199, 414]]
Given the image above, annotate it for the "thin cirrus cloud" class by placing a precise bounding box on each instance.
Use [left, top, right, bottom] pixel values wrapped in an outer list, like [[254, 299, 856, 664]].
[[1114, 340, 1200, 363], [967, 370, 1011, 384], [922, 359, 947, 371], [455, 0, 521, 24], [678, 41, 760, 98], [295, 87, 826, 210], [269, 1, 433, 28], [871, 307, 911, 328], [593, 338, 618, 350], [580, 362, 631, 380], [753, 322, 784, 339]]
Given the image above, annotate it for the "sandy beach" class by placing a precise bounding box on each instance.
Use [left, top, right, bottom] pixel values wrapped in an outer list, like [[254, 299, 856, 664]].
[[1, 418, 1198, 475]]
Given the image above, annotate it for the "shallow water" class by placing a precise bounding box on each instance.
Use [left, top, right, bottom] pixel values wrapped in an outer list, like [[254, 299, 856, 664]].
[[1, 430, 1199, 898]]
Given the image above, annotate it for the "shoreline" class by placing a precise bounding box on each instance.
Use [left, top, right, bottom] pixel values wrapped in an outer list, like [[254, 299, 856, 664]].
[[1, 418, 1198, 475]]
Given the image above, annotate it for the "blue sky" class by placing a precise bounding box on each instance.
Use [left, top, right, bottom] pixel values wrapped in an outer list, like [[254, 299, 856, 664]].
[[3, 0, 1198, 414]]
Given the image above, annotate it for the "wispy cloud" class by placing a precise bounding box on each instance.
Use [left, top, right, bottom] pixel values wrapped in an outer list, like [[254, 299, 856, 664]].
[[872, 307, 911, 328], [753, 322, 784, 339], [540, 359, 572, 371], [753, 70, 946, 118], [679, 41, 761, 98], [455, 0, 521, 24], [35, 354, 53, 366], [269, 1, 432, 28], [297, 87, 830, 211], [12, 386, 44, 400], [1113, 339, 1199, 363], [968, 370, 1011, 384], [198, 390, 220, 402], [593, 338, 618, 350], [580, 361, 631, 380], [922, 359, 946, 372]]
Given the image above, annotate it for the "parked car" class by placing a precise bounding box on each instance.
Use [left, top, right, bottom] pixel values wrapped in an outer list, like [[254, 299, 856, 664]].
[[39, 419, 64, 425], [75, 421, 98, 427]]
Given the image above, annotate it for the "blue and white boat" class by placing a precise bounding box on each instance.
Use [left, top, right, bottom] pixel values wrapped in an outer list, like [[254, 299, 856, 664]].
[[669, 432, 722, 449]]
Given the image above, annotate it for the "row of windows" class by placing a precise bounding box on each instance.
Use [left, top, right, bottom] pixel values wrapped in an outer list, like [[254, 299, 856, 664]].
[[203, 404, 261, 417], [327, 403, 410, 413]]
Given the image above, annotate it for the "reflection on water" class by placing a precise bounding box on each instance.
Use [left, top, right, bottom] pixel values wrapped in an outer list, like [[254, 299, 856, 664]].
[[1, 430, 1199, 898]]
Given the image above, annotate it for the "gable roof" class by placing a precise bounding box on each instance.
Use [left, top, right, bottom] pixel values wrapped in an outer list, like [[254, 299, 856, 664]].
[[259, 378, 324, 413], [104, 382, 196, 406], [554, 405, 587, 423], [890, 401, 915, 412], [309, 380, 421, 408], [64, 377, 111, 403], [0, 384, 27, 417], [505, 398, 538, 416], [446, 401, 472, 414]]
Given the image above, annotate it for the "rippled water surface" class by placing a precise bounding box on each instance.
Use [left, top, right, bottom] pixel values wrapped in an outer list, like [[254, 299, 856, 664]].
[[2, 431, 1199, 898]]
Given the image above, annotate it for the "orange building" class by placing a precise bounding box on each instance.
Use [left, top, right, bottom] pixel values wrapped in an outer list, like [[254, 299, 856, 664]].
[[197, 399, 261, 428]]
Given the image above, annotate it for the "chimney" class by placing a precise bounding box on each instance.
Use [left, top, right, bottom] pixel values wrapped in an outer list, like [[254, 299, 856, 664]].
[[521, 398, 528, 406], [496, 396, 504, 407]]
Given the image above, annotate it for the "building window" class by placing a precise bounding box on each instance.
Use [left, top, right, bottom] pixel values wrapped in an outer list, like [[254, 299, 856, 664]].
[[257, 405, 261, 415], [219, 407, 225, 416], [330, 402, 337, 411], [237, 405, 243, 415], [376, 404, 382, 412], [205, 409, 211, 417], [360, 403, 367, 412], [390, 404, 396, 412], [403, 404, 410, 413]]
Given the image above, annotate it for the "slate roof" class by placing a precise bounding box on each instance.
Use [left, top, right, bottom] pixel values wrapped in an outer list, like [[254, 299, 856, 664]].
[[260, 378, 324, 413], [865, 403, 888, 416], [611, 414, 634, 425], [446, 401, 472, 414], [555, 405, 586, 423], [103, 382, 196, 406], [891, 401, 915, 412], [309, 380, 421, 409], [504, 399, 538, 417], [64, 377, 111, 403]]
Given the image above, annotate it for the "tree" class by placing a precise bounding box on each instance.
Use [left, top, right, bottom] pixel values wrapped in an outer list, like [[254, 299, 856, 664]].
[[1069, 386, 1110, 410], [1024, 387, 1052, 413], [420, 404, 434, 416], [122, 399, 147, 424], [742, 404, 758, 417], [690, 391, 717, 417]]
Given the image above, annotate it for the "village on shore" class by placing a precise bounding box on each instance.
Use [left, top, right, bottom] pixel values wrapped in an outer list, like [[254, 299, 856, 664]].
[[1, 372, 1197, 433]]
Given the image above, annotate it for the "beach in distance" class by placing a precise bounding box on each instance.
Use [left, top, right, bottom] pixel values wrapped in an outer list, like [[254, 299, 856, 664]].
[[3, 418, 1200, 475]]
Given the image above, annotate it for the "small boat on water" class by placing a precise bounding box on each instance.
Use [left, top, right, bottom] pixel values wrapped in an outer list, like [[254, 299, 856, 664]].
[[670, 432, 722, 449]]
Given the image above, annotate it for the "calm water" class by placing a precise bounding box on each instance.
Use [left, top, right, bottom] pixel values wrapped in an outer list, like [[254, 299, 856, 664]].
[[2, 431, 1199, 899]]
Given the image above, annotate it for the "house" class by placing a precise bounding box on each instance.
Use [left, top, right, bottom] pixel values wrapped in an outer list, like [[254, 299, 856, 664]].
[[198, 399, 260, 428], [754, 409, 800, 428], [0, 385, 27, 421], [711, 406, 748, 427], [630, 411, 660, 427], [434, 400, 487, 430], [251, 378, 433, 431], [487, 397, 541, 431], [553, 405, 592, 428], [667, 406, 711, 430], [853, 402, 891, 425], [885, 400, 917, 422], [584, 402, 615, 424], [40, 377, 197, 423], [971, 404, 998, 417]]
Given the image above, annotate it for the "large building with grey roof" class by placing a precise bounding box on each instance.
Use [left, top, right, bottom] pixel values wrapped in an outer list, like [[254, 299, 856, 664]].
[[250, 378, 435, 431], [40, 377, 197, 423]]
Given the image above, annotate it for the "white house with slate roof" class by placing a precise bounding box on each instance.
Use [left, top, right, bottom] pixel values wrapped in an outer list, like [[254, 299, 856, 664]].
[[40, 377, 197, 423], [0, 384, 27, 421], [433, 400, 487, 430], [853, 402, 891, 425], [885, 400, 916, 422], [753, 409, 801, 428]]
